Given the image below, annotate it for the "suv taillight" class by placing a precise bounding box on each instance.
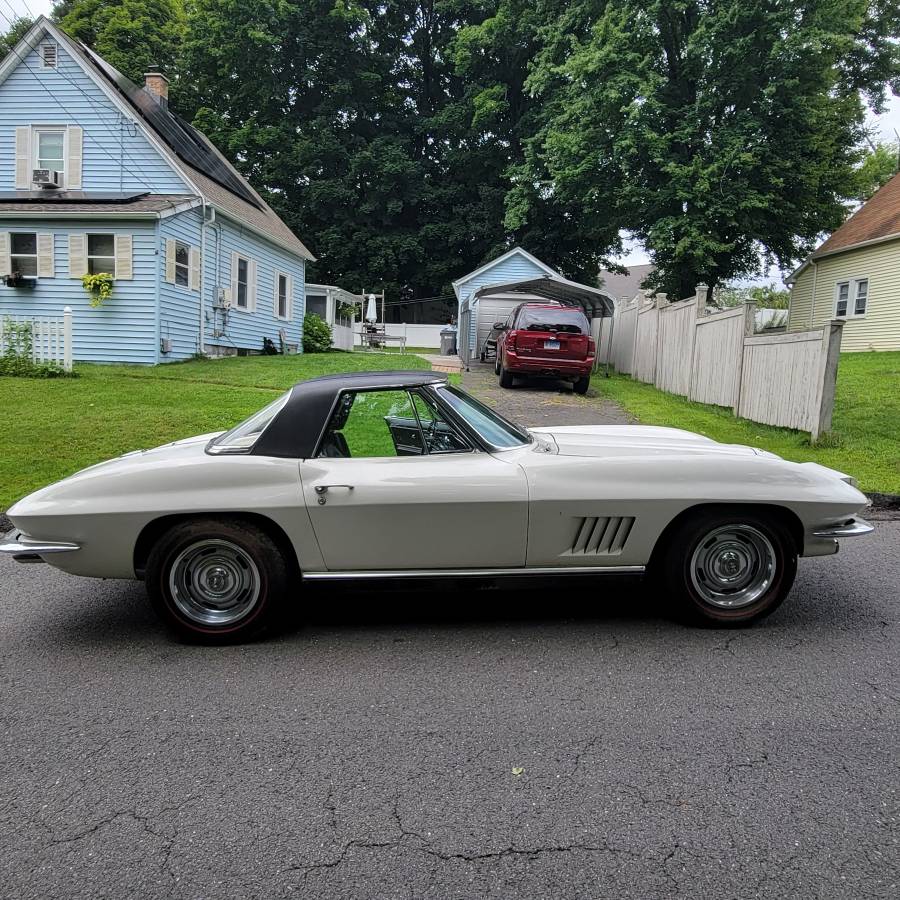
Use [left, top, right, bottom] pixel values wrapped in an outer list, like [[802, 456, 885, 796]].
[[507, 330, 518, 350], [588, 337, 596, 354]]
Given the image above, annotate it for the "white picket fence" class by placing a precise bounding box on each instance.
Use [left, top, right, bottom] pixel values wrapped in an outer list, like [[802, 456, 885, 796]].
[[0, 306, 73, 372], [602, 289, 842, 440]]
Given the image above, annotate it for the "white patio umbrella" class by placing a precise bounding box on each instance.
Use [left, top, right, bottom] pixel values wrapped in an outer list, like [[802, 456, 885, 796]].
[[365, 293, 377, 323]]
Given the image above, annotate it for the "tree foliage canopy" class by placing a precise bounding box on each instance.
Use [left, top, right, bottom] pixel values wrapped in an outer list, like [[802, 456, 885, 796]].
[[1, 0, 898, 307]]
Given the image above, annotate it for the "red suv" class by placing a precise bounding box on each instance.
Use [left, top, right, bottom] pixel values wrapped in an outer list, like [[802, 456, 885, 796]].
[[495, 302, 595, 394]]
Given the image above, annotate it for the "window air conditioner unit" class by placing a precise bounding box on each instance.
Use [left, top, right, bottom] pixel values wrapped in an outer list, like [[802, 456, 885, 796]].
[[32, 169, 63, 189]]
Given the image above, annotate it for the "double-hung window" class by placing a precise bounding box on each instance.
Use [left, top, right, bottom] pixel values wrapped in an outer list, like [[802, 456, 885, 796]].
[[87, 234, 116, 276], [10, 233, 37, 277], [174, 241, 190, 287], [236, 256, 249, 308], [834, 278, 868, 318], [34, 128, 65, 177], [277, 273, 289, 319]]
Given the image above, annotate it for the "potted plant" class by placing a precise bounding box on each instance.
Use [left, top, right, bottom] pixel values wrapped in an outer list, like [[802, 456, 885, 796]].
[[4, 271, 35, 288], [82, 272, 114, 308]]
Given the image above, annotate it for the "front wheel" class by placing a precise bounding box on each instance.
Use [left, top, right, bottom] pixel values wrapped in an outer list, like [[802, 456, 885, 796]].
[[658, 510, 797, 626], [146, 518, 290, 643]]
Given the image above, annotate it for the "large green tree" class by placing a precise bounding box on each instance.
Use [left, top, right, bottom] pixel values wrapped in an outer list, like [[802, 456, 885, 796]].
[[518, 0, 900, 298]]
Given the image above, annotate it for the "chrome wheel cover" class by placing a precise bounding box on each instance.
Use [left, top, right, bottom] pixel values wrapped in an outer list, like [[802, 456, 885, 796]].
[[689, 524, 776, 609], [169, 539, 261, 626]]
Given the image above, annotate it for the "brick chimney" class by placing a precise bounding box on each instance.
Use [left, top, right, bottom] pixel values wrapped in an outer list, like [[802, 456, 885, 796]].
[[143, 70, 169, 107]]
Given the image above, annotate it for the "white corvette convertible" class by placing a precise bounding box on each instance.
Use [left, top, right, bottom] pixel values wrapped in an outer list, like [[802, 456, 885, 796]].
[[2, 371, 872, 642]]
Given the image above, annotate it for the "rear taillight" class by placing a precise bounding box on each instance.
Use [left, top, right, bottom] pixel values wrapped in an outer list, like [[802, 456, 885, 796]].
[[507, 330, 518, 350], [588, 337, 596, 354]]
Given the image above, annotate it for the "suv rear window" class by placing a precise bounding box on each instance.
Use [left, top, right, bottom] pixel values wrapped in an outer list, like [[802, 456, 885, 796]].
[[516, 306, 588, 334]]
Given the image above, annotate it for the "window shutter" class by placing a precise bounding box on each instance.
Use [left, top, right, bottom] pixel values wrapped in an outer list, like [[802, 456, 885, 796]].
[[189, 246, 201, 290], [287, 274, 293, 319], [15, 127, 30, 189], [0, 233, 10, 277], [68, 234, 87, 277], [37, 233, 54, 277], [249, 259, 258, 311], [115, 234, 133, 279], [66, 126, 83, 189], [273, 272, 279, 315], [164, 238, 176, 283], [230, 251, 238, 302]]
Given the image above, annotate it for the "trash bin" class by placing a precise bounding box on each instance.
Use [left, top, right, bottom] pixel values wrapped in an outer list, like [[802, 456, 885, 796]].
[[440, 326, 457, 356]]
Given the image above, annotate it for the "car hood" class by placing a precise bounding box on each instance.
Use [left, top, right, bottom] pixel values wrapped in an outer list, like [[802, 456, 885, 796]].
[[529, 424, 765, 460]]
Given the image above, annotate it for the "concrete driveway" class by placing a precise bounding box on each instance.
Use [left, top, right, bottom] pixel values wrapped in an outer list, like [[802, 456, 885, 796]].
[[1, 514, 898, 898]]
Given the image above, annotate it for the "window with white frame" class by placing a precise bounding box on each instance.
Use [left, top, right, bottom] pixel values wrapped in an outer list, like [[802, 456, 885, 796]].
[[174, 241, 190, 287], [87, 234, 116, 276], [236, 256, 249, 308], [33, 128, 65, 176], [40, 43, 58, 69], [10, 233, 37, 277], [277, 273, 289, 319], [834, 278, 868, 318]]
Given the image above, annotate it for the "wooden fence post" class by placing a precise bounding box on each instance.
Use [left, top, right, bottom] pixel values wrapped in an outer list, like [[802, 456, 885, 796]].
[[810, 319, 844, 442], [63, 306, 73, 373], [733, 301, 756, 414]]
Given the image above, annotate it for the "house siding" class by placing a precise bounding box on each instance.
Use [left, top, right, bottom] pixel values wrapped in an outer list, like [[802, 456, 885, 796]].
[[788, 239, 900, 351], [0, 43, 189, 194], [202, 212, 305, 355], [0, 219, 159, 364], [158, 208, 203, 361], [455, 253, 556, 359]]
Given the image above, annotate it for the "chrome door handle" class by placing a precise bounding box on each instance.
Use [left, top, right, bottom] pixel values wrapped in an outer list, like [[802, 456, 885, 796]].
[[315, 484, 354, 494]]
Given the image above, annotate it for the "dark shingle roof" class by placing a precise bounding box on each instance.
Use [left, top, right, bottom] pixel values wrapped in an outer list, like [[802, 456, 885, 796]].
[[0, 193, 194, 213]]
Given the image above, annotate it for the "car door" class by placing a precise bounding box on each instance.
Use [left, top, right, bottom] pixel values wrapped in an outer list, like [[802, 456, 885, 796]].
[[299, 388, 528, 572]]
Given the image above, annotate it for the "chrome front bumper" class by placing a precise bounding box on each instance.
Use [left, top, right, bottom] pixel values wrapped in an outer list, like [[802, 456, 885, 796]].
[[0, 530, 81, 563], [812, 517, 875, 538]]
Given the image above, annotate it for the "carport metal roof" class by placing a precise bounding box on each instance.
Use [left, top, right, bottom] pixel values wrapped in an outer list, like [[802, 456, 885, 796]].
[[472, 275, 615, 319]]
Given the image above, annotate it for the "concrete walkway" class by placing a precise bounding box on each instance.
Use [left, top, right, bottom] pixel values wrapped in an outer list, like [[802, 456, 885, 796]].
[[462, 362, 632, 427]]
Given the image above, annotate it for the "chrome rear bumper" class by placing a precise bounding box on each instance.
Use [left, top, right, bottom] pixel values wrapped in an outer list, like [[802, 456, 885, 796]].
[[812, 517, 875, 538], [0, 531, 81, 563]]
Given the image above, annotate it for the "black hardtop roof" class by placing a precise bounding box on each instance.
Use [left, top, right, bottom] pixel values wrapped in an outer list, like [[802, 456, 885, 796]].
[[253, 370, 448, 458]]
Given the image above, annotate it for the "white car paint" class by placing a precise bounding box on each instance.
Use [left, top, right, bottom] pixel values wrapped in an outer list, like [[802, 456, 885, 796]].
[[3, 416, 869, 580]]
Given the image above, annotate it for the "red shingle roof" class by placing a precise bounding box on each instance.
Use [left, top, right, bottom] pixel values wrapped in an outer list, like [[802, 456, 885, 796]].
[[813, 171, 900, 258]]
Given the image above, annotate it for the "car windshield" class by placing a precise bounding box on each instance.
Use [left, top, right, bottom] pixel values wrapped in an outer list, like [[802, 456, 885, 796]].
[[208, 391, 290, 453], [518, 307, 588, 334], [435, 385, 531, 449]]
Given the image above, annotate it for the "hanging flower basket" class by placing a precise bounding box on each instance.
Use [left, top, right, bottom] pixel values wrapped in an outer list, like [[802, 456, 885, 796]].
[[82, 272, 114, 308]]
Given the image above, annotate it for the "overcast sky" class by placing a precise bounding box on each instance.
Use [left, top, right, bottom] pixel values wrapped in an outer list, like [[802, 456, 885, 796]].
[[9, 0, 900, 279]]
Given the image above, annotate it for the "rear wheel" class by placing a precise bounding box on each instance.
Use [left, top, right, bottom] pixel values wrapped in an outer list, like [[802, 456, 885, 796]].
[[498, 365, 515, 388], [146, 518, 290, 643], [658, 510, 797, 626], [573, 375, 590, 395], [494, 355, 501, 375]]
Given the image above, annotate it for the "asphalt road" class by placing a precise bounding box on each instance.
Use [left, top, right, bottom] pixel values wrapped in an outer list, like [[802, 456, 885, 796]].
[[0, 515, 897, 899]]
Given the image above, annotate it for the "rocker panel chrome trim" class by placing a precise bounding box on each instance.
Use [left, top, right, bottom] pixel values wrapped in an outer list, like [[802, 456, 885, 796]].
[[303, 565, 645, 580]]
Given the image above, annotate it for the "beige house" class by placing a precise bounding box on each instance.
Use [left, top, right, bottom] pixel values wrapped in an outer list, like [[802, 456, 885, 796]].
[[787, 172, 900, 351]]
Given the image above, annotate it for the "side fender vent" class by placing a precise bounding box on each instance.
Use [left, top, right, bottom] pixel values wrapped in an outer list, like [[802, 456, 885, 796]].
[[568, 516, 635, 555]]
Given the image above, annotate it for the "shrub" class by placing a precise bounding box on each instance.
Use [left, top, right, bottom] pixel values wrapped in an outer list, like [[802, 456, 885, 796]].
[[303, 312, 332, 353]]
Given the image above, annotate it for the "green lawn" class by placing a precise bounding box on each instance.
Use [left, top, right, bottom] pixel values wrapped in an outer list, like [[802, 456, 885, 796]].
[[0, 352, 430, 511], [593, 350, 900, 495]]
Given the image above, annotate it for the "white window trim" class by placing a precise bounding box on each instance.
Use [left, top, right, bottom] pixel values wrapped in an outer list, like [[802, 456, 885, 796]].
[[9, 231, 38, 279], [32, 125, 67, 182], [173, 240, 190, 289], [86, 232, 117, 278], [275, 271, 291, 320], [834, 277, 868, 319], [235, 254, 250, 309], [39, 43, 58, 69]]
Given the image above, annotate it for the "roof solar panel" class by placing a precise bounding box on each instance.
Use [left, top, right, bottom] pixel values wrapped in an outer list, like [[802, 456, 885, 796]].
[[77, 44, 262, 209]]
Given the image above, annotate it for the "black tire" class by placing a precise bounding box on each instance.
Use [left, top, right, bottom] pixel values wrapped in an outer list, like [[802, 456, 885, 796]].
[[573, 375, 590, 395], [658, 509, 797, 627], [494, 356, 501, 375], [498, 365, 515, 388], [146, 518, 291, 644]]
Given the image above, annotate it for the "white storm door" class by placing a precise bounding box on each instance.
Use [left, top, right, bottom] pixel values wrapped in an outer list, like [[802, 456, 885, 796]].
[[299, 454, 528, 571]]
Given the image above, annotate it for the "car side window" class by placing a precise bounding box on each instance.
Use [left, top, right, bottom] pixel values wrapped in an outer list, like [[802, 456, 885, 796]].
[[411, 392, 471, 454], [317, 389, 472, 459]]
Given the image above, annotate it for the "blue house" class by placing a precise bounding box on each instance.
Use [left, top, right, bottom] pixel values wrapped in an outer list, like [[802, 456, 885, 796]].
[[0, 17, 314, 364]]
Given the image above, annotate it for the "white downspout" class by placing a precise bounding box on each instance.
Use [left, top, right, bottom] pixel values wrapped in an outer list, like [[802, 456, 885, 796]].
[[199, 201, 208, 354]]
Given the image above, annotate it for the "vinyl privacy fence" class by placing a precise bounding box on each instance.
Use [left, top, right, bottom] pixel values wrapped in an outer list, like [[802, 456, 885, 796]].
[[603, 289, 843, 440], [0, 306, 73, 372]]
